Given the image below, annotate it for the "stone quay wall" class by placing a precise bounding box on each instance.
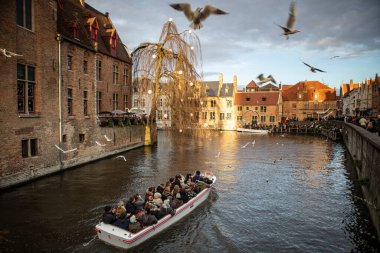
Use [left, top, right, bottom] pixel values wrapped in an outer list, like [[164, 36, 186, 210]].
[[342, 122, 380, 241], [0, 125, 145, 190]]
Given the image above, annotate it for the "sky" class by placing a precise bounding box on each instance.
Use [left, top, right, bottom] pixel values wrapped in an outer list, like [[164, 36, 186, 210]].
[[86, 0, 380, 90]]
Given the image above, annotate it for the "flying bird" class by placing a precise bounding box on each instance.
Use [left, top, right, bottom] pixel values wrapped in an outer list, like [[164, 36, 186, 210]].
[[302, 62, 326, 73], [257, 74, 277, 84], [114, 155, 127, 162], [104, 135, 112, 142], [95, 141, 106, 147], [277, 1, 300, 39], [55, 145, 77, 154], [0, 48, 22, 58], [169, 3, 228, 30], [330, 55, 340, 59]]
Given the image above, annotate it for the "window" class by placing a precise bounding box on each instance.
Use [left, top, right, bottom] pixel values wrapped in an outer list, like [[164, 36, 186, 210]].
[[96, 60, 102, 81], [260, 106, 267, 112], [62, 134, 67, 143], [210, 112, 215, 120], [17, 64, 35, 113], [252, 115, 258, 122], [157, 110, 162, 120], [270, 116, 275, 122], [68, 88, 73, 115], [227, 100, 232, 108], [123, 67, 128, 85], [22, 138, 37, 158], [67, 55, 73, 70], [194, 112, 199, 120], [141, 98, 145, 107], [83, 91, 88, 116], [123, 95, 128, 111], [305, 102, 309, 109], [159, 98, 163, 107], [113, 64, 118, 84], [202, 101, 207, 107], [90, 20, 98, 41], [226, 113, 232, 120], [237, 106, 242, 111], [245, 106, 249, 110], [245, 97, 250, 102], [96, 91, 102, 113], [164, 110, 170, 120], [237, 116, 242, 121], [255, 106, 258, 111], [220, 113, 225, 120], [210, 100, 216, 108], [112, 93, 118, 110], [260, 115, 266, 122], [83, 60, 88, 74], [17, 0, 32, 30], [262, 97, 266, 101], [134, 98, 138, 107], [72, 21, 80, 39], [292, 103, 296, 109], [202, 112, 207, 120], [79, 134, 85, 143], [111, 32, 117, 55]]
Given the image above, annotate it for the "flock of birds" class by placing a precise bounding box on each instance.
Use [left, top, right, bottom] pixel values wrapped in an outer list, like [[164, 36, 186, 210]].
[[169, 1, 332, 86]]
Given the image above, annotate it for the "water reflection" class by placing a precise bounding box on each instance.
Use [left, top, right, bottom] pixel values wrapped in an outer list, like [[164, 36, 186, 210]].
[[0, 131, 379, 252]]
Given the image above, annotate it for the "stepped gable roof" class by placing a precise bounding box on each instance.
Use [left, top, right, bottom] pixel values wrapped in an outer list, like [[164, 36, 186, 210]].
[[57, 0, 131, 64], [204, 81, 219, 97], [282, 81, 336, 101], [234, 92, 279, 106], [341, 83, 359, 96], [260, 83, 279, 90], [246, 80, 259, 89], [219, 83, 234, 97]]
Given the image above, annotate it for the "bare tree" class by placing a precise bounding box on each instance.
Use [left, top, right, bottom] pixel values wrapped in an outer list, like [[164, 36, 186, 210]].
[[132, 20, 205, 142]]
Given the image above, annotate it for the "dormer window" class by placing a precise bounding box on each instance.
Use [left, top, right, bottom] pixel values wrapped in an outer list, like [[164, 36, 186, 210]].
[[87, 17, 98, 42], [71, 20, 80, 40], [110, 31, 117, 55]]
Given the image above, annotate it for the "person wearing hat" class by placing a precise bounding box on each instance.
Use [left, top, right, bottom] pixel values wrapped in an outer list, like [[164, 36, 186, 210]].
[[128, 215, 142, 233], [170, 193, 183, 209]]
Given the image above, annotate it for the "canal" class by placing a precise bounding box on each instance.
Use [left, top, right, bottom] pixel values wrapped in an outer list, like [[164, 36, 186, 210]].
[[0, 131, 379, 252]]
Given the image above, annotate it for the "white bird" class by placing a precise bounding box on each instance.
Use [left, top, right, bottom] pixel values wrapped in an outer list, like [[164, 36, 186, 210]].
[[0, 48, 22, 58], [55, 145, 77, 153], [257, 74, 276, 85], [95, 141, 106, 147], [252, 140, 256, 146], [302, 62, 326, 73], [277, 1, 300, 40], [169, 3, 228, 30], [104, 135, 112, 142], [114, 155, 127, 162], [241, 142, 250, 148], [215, 152, 220, 158]]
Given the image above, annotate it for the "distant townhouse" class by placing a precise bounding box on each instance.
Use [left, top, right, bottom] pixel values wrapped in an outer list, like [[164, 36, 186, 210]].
[[282, 81, 337, 121], [200, 73, 237, 130]]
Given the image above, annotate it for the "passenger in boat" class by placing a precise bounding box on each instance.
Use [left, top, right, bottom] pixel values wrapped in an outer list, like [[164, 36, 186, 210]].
[[115, 201, 127, 218], [141, 209, 158, 226], [145, 187, 155, 201], [153, 192, 163, 207], [160, 199, 173, 215], [172, 185, 180, 199], [145, 195, 164, 220], [156, 183, 165, 194], [192, 170, 203, 182], [174, 174, 184, 188], [170, 193, 183, 209], [184, 173, 193, 185], [162, 181, 172, 200], [125, 195, 139, 215], [128, 215, 142, 233], [195, 180, 211, 191], [179, 188, 190, 203], [113, 212, 130, 230], [102, 205, 117, 224], [169, 177, 175, 191], [132, 194, 145, 211]]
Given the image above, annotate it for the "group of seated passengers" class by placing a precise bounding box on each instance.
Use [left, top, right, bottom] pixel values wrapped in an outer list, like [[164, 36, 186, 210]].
[[102, 170, 213, 233]]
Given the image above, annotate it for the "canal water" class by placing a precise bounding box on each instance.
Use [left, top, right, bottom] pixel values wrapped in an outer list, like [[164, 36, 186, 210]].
[[0, 131, 379, 252]]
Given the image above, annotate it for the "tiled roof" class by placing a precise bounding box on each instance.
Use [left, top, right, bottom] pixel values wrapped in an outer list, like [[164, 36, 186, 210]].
[[234, 92, 279, 105], [282, 81, 336, 101], [204, 81, 219, 97], [260, 83, 279, 90], [246, 80, 259, 89], [57, 0, 131, 63], [281, 84, 293, 90], [219, 83, 234, 97]]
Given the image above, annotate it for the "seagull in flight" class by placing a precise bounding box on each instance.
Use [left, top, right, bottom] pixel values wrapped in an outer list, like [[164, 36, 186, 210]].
[[104, 135, 112, 142], [95, 141, 106, 147], [169, 3, 228, 30], [277, 1, 300, 40], [257, 74, 276, 84], [303, 62, 326, 73], [114, 155, 127, 162], [0, 48, 22, 58], [55, 145, 77, 153], [330, 55, 340, 59]]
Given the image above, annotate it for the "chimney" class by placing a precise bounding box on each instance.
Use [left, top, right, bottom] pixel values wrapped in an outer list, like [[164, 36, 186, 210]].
[[233, 75, 237, 94], [218, 73, 223, 96], [350, 79, 353, 85]]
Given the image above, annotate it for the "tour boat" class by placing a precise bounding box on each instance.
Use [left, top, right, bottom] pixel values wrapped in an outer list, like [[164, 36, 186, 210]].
[[237, 128, 269, 134], [95, 175, 216, 250]]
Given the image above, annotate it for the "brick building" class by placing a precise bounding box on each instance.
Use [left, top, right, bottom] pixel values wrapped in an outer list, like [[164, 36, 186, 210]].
[[0, 0, 138, 189], [281, 81, 337, 121]]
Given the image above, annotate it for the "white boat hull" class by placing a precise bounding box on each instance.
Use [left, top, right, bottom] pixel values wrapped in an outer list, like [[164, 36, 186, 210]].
[[236, 128, 269, 134], [95, 176, 215, 249]]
